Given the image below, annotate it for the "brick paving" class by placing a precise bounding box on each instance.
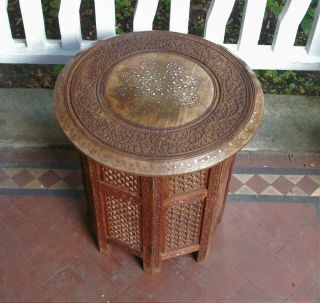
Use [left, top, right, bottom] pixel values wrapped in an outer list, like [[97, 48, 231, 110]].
[[0, 150, 319, 302]]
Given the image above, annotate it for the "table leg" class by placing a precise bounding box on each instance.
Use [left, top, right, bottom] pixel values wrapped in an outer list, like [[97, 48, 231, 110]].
[[217, 156, 236, 224], [81, 155, 111, 255], [141, 177, 162, 274], [196, 156, 235, 261]]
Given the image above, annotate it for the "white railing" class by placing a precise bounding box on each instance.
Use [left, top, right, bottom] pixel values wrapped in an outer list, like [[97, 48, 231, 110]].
[[0, 0, 319, 70]]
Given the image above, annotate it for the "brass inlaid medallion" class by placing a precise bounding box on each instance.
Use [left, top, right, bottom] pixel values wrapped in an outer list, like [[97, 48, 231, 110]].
[[104, 52, 216, 128]]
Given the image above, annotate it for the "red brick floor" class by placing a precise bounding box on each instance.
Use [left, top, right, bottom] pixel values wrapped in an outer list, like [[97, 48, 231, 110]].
[[0, 151, 319, 302]]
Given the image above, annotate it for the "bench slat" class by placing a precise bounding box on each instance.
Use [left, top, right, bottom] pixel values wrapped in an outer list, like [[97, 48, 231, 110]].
[[59, 0, 82, 50], [238, 0, 267, 52], [133, 0, 159, 31], [204, 0, 236, 44], [0, 0, 14, 48], [95, 0, 116, 39], [19, 0, 47, 49], [307, 0, 320, 55], [273, 0, 312, 52], [170, 0, 191, 34]]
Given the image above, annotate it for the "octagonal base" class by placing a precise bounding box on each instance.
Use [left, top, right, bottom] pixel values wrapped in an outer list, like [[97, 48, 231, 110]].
[[81, 154, 235, 274]]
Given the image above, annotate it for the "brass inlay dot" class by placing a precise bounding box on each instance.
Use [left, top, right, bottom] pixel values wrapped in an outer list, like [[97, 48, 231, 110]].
[[119, 61, 201, 107], [104, 52, 216, 128]]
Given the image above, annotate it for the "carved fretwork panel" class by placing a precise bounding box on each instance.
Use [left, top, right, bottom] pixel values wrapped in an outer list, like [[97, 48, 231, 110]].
[[100, 166, 139, 194], [168, 170, 207, 196], [105, 195, 141, 251], [164, 198, 204, 252]]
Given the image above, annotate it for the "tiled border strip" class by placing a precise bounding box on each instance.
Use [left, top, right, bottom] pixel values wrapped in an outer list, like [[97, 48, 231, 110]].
[[1, 188, 319, 216], [0, 188, 83, 198], [229, 194, 319, 203], [0, 160, 318, 201], [0, 161, 319, 173], [0, 162, 80, 169], [233, 167, 320, 175]]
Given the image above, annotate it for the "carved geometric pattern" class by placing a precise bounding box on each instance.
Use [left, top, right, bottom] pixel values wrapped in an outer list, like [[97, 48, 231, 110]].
[[105, 195, 141, 250], [101, 166, 139, 193], [169, 170, 207, 196], [164, 198, 204, 252]]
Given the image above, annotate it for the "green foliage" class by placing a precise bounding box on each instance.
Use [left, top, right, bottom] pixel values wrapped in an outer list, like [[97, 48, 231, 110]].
[[50, 0, 60, 10], [114, 0, 134, 33], [42, 0, 60, 17], [266, 0, 315, 36], [116, 26, 125, 34], [266, 0, 286, 16], [51, 64, 64, 77], [255, 70, 320, 96], [301, 6, 316, 36], [115, 0, 134, 21], [42, 0, 61, 38], [194, 0, 211, 4], [161, 0, 171, 9]]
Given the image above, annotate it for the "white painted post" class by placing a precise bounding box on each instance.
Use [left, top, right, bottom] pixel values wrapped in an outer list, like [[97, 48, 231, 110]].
[[59, 0, 82, 50], [307, 0, 320, 55], [204, 0, 236, 44], [19, 0, 47, 49], [133, 0, 159, 32], [94, 0, 116, 39], [273, 0, 312, 52], [238, 0, 267, 52], [169, 0, 191, 33], [0, 0, 14, 48]]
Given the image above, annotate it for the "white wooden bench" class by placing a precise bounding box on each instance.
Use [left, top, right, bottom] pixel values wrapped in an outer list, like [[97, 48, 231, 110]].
[[0, 0, 319, 70]]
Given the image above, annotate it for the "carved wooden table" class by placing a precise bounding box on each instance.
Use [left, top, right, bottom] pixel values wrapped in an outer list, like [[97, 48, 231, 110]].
[[54, 31, 264, 274]]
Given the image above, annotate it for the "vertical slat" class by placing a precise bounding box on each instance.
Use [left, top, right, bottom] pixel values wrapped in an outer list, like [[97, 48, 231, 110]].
[[273, 0, 312, 52], [204, 0, 236, 44], [307, 0, 320, 55], [19, 0, 47, 49], [59, 0, 82, 50], [169, 0, 191, 33], [133, 0, 159, 32], [238, 0, 267, 51], [94, 0, 116, 39], [0, 0, 13, 47]]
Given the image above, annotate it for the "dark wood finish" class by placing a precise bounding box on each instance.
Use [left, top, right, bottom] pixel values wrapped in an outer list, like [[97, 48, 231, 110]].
[[81, 154, 235, 273], [54, 31, 264, 274]]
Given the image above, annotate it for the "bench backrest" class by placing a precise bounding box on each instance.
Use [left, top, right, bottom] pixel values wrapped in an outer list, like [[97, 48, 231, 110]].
[[0, 0, 319, 70]]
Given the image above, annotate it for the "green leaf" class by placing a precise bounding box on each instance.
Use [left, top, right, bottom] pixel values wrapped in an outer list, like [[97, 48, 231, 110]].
[[52, 65, 64, 77], [307, 7, 315, 18], [49, 10, 59, 18], [50, 0, 60, 9], [267, 0, 286, 16], [46, 29, 53, 39], [115, 0, 130, 9], [301, 17, 313, 36]]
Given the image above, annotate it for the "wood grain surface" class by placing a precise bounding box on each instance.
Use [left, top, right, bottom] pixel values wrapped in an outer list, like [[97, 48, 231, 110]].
[[105, 52, 215, 128], [54, 31, 264, 176]]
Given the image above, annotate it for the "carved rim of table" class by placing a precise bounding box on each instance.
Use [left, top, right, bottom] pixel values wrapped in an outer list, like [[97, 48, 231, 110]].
[[54, 31, 264, 176]]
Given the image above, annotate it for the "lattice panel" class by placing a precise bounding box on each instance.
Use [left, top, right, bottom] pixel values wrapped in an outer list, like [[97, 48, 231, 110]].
[[101, 166, 139, 194], [169, 170, 207, 195], [164, 198, 204, 252], [105, 195, 141, 250]]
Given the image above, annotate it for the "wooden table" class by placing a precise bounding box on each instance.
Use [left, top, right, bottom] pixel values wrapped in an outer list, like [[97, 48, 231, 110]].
[[54, 31, 264, 274]]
